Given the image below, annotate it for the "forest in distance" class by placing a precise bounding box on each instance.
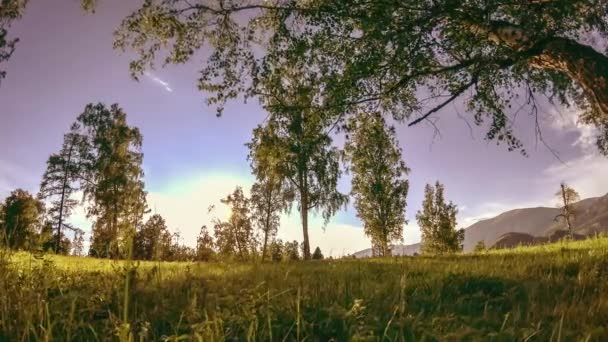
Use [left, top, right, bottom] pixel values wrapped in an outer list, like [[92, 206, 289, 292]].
[[1, 0, 608, 340]]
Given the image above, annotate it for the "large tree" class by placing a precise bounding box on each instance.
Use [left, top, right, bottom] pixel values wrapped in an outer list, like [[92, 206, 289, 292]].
[[95, 0, 608, 155], [39, 125, 88, 253], [0, 189, 44, 250], [248, 79, 348, 259], [417, 182, 464, 255], [345, 113, 410, 257], [0, 0, 28, 85], [555, 182, 580, 239], [76, 103, 148, 259]]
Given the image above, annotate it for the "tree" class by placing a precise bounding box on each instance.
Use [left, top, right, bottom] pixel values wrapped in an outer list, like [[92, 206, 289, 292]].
[[195, 225, 215, 261], [37, 221, 73, 255], [312, 246, 324, 260], [555, 182, 580, 239], [345, 113, 410, 257], [417, 182, 464, 255], [0, 189, 44, 250], [269, 239, 284, 262], [474, 240, 487, 253], [249, 174, 290, 261], [247, 76, 348, 260], [76, 103, 148, 259], [213, 187, 255, 261], [133, 214, 169, 260], [39, 126, 88, 254], [72, 230, 85, 256], [283, 240, 300, 261], [102, 0, 608, 155], [0, 0, 28, 85]]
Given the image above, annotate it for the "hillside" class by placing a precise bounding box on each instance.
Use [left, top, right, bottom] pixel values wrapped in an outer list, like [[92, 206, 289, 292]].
[[463, 193, 608, 251]]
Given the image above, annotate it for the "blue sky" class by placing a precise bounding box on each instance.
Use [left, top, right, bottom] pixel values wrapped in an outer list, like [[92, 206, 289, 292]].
[[1, 0, 607, 256]]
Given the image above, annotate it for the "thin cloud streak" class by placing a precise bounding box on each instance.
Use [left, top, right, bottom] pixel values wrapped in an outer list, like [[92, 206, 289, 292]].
[[144, 72, 174, 93]]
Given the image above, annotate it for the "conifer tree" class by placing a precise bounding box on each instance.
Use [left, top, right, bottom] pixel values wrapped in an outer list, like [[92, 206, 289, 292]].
[[39, 125, 88, 253]]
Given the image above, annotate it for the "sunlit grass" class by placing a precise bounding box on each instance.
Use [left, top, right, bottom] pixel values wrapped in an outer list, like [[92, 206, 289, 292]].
[[2, 237, 608, 340]]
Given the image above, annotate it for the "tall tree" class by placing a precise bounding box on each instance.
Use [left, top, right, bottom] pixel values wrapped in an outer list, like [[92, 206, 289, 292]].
[[133, 214, 169, 260], [101, 0, 608, 155], [345, 113, 410, 257], [0, 0, 28, 85], [417, 182, 464, 255], [555, 182, 580, 239], [248, 76, 348, 259], [213, 187, 255, 261], [39, 125, 87, 253], [0, 189, 44, 250], [76, 103, 147, 259]]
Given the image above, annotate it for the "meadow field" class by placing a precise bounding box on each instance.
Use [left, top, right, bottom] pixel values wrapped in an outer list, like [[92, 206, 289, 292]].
[[2, 238, 608, 341]]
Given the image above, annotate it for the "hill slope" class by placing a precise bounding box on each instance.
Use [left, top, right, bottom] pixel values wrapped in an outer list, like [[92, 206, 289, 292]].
[[463, 193, 608, 251]]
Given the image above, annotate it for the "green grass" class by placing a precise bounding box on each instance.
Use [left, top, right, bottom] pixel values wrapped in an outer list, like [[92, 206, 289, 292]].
[[2, 237, 608, 341]]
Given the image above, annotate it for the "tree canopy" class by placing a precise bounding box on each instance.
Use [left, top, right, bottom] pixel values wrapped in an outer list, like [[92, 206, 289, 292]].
[[0, 0, 28, 84], [345, 113, 409, 257], [417, 181, 463, 255], [87, 0, 608, 155]]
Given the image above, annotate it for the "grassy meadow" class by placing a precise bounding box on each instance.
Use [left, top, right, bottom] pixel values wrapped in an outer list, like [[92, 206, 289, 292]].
[[2, 238, 608, 341]]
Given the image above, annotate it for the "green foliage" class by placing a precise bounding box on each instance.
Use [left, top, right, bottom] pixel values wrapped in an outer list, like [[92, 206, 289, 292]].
[[283, 240, 300, 261], [474, 240, 487, 253], [312, 246, 324, 260], [213, 186, 255, 261], [249, 175, 290, 261], [417, 182, 464, 255], [247, 78, 348, 259], [104, 0, 608, 154], [74, 103, 148, 259], [0, 0, 28, 84], [345, 113, 409, 256], [3, 237, 608, 340], [0, 189, 44, 249], [195, 225, 215, 262], [133, 214, 172, 261]]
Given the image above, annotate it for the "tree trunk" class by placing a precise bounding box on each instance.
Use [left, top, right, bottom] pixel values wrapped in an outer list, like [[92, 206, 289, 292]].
[[261, 212, 271, 262], [56, 142, 74, 254], [530, 37, 608, 117], [300, 175, 311, 260]]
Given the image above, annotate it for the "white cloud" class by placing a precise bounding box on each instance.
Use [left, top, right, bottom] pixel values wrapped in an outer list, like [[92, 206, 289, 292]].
[[543, 154, 608, 199], [546, 107, 598, 153], [145, 171, 371, 257], [144, 71, 174, 93]]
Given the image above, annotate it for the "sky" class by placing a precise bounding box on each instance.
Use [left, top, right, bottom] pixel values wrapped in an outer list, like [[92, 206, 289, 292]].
[[1, 0, 607, 257]]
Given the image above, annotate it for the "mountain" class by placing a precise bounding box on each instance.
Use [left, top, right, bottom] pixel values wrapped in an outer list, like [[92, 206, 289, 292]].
[[491, 230, 587, 249], [351, 193, 608, 256], [352, 243, 420, 258], [464, 193, 608, 251]]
